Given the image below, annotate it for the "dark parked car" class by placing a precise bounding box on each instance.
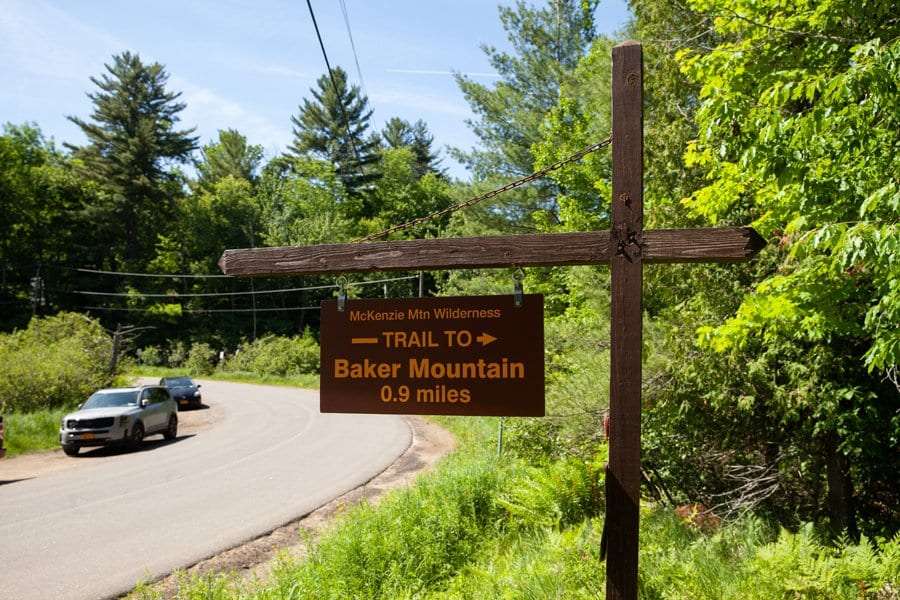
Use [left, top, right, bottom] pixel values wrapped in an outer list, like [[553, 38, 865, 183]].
[[160, 376, 203, 409]]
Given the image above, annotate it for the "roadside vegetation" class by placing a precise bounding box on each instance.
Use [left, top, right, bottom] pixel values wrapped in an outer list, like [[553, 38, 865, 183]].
[[130, 414, 899, 599], [128, 366, 319, 391], [130, 331, 320, 388], [0, 312, 128, 456]]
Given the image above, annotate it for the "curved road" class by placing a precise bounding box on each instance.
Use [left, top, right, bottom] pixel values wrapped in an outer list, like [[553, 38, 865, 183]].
[[0, 380, 410, 600]]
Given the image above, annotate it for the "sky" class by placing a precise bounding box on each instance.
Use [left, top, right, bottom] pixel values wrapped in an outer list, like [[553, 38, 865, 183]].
[[0, 0, 632, 179]]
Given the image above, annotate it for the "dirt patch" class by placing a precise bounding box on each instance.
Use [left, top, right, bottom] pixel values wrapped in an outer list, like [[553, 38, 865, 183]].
[[0, 402, 225, 482], [131, 416, 455, 598]]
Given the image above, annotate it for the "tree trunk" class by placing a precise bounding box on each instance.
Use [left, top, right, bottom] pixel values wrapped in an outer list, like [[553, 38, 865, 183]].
[[824, 432, 858, 541]]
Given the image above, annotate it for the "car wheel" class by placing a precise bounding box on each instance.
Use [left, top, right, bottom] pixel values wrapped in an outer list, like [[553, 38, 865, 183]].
[[130, 422, 145, 450], [62, 444, 80, 457], [163, 414, 178, 440]]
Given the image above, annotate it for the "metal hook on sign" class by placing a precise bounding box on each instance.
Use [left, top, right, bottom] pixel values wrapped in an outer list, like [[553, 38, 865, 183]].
[[512, 268, 524, 308], [336, 276, 349, 312]]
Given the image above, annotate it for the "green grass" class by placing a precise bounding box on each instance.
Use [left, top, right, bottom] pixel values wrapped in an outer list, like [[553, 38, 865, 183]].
[[128, 416, 900, 599], [4, 407, 70, 457], [127, 365, 320, 389]]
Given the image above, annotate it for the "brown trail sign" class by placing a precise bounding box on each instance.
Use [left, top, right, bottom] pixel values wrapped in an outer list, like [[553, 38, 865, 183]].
[[219, 41, 764, 600], [319, 294, 544, 417]]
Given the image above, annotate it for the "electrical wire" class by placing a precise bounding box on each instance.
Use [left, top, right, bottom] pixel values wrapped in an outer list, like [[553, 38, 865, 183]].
[[67, 275, 417, 299], [79, 305, 322, 314], [355, 136, 613, 242], [305, 0, 363, 166], [71, 284, 337, 299], [338, 0, 367, 97], [70, 267, 231, 278]]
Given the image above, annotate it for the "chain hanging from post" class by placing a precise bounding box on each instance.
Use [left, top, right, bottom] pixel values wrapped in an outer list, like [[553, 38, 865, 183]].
[[336, 277, 349, 312], [512, 268, 525, 308], [354, 137, 612, 243]]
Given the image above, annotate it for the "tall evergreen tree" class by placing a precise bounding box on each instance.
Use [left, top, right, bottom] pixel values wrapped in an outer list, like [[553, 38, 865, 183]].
[[381, 117, 442, 178], [67, 51, 197, 267], [195, 129, 263, 192], [454, 0, 598, 179], [286, 67, 380, 201]]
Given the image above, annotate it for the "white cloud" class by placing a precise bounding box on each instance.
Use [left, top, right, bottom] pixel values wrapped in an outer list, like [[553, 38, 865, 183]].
[[175, 79, 290, 154], [0, 0, 124, 81], [370, 88, 471, 118], [386, 68, 500, 78], [232, 60, 313, 80]]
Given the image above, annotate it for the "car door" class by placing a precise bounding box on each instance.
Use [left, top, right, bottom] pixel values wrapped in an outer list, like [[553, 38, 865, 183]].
[[140, 388, 162, 431], [150, 388, 169, 431], [139, 389, 158, 431], [156, 387, 174, 423]]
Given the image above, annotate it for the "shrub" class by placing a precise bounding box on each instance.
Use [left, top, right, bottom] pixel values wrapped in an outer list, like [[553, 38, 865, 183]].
[[0, 312, 113, 413], [138, 345, 165, 366], [496, 453, 605, 531], [224, 332, 319, 376], [184, 342, 216, 376], [166, 340, 187, 367]]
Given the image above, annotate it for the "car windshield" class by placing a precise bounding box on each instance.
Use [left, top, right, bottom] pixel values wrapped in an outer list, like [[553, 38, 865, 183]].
[[164, 377, 194, 387], [82, 390, 139, 409]]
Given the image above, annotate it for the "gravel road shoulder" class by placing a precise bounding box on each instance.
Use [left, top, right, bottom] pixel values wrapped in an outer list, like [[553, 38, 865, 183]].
[[0, 401, 225, 482]]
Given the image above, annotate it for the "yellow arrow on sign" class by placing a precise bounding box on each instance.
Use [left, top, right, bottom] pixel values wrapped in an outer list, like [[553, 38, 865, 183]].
[[476, 333, 497, 347]]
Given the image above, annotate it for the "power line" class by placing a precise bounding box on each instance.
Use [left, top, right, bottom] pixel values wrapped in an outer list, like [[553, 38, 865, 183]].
[[305, 0, 363, 166], [67, 275, 417, 299], [71, 267, 231, 278], [71, 284, 337, 299], [354, 136, 613, 242], [80, 305, 322, 314], [338, 0, 367, 97]]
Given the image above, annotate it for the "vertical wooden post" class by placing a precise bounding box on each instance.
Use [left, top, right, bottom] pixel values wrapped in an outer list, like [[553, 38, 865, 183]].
[[607, 40, 643, 600]]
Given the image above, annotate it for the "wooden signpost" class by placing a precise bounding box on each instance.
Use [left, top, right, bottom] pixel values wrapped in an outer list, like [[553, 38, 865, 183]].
[[219, 41, 764, 600]]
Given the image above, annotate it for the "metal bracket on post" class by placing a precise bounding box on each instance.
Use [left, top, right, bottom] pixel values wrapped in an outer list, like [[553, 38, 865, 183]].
[[513, 268, 524, 307], [336, 277, 348, 312]]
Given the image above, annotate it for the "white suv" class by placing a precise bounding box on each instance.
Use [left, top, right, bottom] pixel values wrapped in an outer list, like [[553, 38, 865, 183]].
[[59, 386, 178, 457]]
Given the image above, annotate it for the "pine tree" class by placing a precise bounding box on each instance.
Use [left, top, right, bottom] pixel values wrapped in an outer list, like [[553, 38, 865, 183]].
[[286, 67, 380, 200], [196, 129, 263, 191], [455, 0, 598, 178], [381, 117, 442, 178], [67, 51, 197, 266]]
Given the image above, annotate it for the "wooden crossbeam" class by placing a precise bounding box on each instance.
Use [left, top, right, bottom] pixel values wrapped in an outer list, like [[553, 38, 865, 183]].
[[217, 227, 764, 276]]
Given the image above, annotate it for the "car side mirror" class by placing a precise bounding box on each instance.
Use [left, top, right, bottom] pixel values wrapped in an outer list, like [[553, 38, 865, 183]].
[[197, 384, 202, 389]]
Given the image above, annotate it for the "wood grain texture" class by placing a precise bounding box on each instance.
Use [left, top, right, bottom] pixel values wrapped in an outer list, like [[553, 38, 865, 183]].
[[607, 39, 643, 600], [217, 227, 764, 276]]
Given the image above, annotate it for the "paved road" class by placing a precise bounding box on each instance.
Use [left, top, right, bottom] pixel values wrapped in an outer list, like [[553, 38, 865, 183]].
[[0, 380, 410, 600]]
